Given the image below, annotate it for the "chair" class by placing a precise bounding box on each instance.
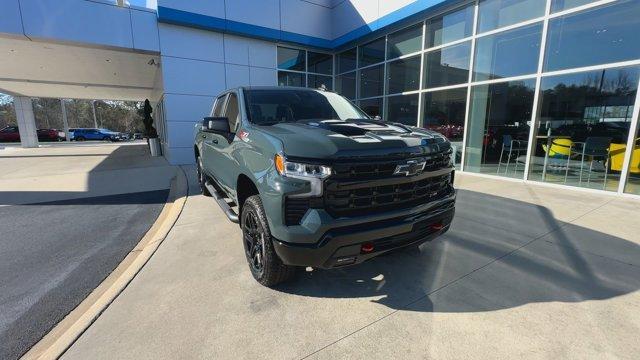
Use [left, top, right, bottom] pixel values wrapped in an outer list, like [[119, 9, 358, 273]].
[[567, 137, 612, 188], [609, 138, 640, 174], [497, 134, 528, 174], [542, 138, 573, 158]]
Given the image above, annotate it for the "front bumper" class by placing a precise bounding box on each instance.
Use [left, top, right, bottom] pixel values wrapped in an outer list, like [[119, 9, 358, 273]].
[[272, 198, 454, 269]]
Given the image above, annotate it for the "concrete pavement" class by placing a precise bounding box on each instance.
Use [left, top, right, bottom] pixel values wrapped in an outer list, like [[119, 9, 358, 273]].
[[61, 170, 640, 359], [0, 143, 176, 360], [0, 142, 174, 206]]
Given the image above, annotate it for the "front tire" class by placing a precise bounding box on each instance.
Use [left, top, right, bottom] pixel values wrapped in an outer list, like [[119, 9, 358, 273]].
[[241, 195, 295, 287], [196, 155, 211, 196]]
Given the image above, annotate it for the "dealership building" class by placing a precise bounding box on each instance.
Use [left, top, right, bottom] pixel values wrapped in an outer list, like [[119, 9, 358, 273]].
[[1, 0, 639, 197]]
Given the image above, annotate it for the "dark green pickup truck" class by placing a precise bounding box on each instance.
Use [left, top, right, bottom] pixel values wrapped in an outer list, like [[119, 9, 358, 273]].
[[194, 87, 455, 286]]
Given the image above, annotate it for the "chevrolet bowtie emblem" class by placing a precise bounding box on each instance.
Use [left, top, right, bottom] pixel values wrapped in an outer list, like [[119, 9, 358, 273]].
[[393, 160, 426, 176]]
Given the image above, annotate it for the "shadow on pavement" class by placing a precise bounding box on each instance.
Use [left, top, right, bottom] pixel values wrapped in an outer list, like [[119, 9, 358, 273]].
[[0, 144, 173, 360], [277, 189, 640, 312], [0, 144, 173, 205]]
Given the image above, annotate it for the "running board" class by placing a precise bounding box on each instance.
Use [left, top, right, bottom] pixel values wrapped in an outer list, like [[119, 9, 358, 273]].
[[204, 181, 239, 223]]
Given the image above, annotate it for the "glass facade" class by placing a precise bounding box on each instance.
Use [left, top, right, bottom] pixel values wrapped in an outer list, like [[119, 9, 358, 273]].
[[277, 47, 334, 89], [277, 71, 304, 87], [360, 65, 384, 98], [528, 66, 639, 190], [307, 51, 333, 75], [465, 79, 536, 177], [625, 122, 640, 195], [422, 88, 467, 167], [308, 74, 333, 91], [336, 72, 356, 99], [477, 0, 546, 33], [388, 23, 422, 59], [275, 0, 640, 196], [424, 41, 471, 88], [544, 0, 640, 72], [473, 23, 542, 81], [386, 94, 419, 126], [337, 47, 357, 73], [387, 55, 421, 94], [359, 98, 383, 118], [359, 37, 386, 67], [551, 0, 598, 13], [425, 4, 475, 48]]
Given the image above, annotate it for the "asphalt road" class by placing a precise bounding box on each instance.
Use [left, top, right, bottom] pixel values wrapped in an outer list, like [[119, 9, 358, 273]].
[[0, 190, 168, 360]]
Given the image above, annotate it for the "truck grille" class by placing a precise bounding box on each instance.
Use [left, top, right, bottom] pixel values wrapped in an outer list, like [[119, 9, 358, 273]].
[[331, 152, 451, 181], [324, 172, 452, 218]]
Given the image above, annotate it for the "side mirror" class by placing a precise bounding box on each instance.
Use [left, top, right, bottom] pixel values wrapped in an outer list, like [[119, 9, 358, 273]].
[[202, 117, 230, 133]]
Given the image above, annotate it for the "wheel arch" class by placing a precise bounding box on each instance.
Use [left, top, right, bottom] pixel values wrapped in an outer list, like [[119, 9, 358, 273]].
[[237, 173, 259, 217]]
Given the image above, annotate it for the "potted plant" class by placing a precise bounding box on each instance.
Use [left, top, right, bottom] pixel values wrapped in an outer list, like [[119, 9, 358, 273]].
[[142, 99, 161, 156]]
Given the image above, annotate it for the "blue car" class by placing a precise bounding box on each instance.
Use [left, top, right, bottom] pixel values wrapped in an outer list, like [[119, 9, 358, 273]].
[[71, 128, 119, 141]]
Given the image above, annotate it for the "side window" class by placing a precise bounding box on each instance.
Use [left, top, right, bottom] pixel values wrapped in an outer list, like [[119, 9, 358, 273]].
[[225, 93, 240, 132], [212, 95, 227, 117]]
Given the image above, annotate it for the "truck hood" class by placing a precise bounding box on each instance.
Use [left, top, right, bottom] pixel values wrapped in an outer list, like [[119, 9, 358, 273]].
[[255, 119, 450, 161]]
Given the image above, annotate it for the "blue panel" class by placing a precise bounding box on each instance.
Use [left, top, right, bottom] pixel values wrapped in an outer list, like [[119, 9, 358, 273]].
[[158, 0, 460, 50], [158, 7, 226, 32], [226, 19, 281, 41], [280, 30, 333, 48]]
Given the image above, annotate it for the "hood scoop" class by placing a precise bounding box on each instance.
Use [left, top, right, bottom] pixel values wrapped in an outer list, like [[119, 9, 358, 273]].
[[301, 119, 409, 137]]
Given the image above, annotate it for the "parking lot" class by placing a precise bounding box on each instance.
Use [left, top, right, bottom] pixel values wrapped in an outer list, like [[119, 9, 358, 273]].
[[59, 169, 640, 359]]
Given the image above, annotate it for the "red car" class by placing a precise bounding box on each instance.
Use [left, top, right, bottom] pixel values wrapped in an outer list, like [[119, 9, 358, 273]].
[[0, 126, 65, 142], [0, 126, 20, 142], [37, 128, 66, 142]]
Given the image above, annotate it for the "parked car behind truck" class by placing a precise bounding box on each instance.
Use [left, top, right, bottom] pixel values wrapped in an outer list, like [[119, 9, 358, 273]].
[[194, 87, 456, 286], [0, 126, 65, 142], [70, 128, 122, 141]]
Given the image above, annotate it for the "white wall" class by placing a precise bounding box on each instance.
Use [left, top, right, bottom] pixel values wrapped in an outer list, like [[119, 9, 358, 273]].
[[158, 0, 334, 41], [1, 0, 159, 52], [158, 24, 277, 164], [332, 0, 418, 40]]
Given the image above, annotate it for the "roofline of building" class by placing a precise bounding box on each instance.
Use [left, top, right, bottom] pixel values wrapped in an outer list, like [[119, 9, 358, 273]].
[[157, 0, 465, 51]]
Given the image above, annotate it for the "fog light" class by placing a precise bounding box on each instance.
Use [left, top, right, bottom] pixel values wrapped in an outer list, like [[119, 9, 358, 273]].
[[361, 243, 374, 253]]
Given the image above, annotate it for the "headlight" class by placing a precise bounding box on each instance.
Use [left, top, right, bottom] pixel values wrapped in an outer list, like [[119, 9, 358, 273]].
[[274, 154, 331, 178], [274, 154, 331, 197]]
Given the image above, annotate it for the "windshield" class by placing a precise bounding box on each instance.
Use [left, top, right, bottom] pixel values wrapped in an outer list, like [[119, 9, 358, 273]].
[[244, 89, 368, 125]]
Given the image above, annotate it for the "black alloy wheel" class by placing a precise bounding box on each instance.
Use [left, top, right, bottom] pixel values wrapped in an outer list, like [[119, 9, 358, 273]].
[[241, 195, 296, 286], [242, 209, 265, 276]]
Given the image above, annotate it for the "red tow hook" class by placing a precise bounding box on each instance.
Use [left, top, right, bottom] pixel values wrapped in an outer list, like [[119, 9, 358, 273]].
[[361, 242, 375, 253], [430, 222, 445, 231]]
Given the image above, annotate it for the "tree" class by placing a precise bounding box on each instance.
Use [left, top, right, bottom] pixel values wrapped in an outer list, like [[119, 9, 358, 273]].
[[0, 94, 17, 128]]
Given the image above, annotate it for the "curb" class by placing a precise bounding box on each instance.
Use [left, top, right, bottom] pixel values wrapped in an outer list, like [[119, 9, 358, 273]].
[[21, 167, 189, 360]]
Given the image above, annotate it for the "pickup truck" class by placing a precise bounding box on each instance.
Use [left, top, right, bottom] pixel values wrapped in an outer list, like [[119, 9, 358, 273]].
[[194, 87, 456, 287]]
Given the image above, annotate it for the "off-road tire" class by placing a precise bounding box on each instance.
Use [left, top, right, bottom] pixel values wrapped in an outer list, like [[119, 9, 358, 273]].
[[241, 195, 296, 287], [196, 155, 211, 196]]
